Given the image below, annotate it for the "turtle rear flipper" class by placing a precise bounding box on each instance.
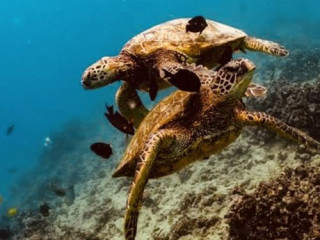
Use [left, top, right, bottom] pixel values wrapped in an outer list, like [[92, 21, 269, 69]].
[[125, 130, 175, 240], [116, 82, 149, 128], [243, 36, 289, 57], [237, 110, 320, 152], [245, 83, 267, 97]]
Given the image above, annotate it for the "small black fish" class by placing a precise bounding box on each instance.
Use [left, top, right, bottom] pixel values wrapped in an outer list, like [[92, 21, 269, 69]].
[[7, 167, 17, 174], [54, 188, 66, 197], [0, 229, 11, 239], [39, 203, 50, 217], [66, 185, 75, 205], [49, 184, 67, 197], [164, 69, 201, 92], [90, 142, 113, 159], [6, 124, 14, 136], [186, 16, 208, 34], [105, 105, 135, 135], [149, 78, 158, 101]]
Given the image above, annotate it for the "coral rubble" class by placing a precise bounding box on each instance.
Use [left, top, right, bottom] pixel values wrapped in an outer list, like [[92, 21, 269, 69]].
[[226, 165, 320, 240]]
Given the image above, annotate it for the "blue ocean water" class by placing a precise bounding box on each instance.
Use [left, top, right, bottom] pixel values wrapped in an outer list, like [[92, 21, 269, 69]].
[[0, 0, 319, 221]]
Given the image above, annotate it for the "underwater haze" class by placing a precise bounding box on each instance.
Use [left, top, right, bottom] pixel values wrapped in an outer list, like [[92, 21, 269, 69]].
[[0, 0, 320, 239]]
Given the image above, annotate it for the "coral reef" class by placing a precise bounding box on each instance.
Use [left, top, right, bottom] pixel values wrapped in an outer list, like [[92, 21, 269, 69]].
[[245, 48, 320, 148], [247, 80, 320, 141], [226, 165, 320, 240]]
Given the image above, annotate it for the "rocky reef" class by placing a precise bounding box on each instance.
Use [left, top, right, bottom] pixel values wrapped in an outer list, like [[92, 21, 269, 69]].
[[226, 165, 320, 240], [247, 78, 320, 142], [247, 48, 320, 141]]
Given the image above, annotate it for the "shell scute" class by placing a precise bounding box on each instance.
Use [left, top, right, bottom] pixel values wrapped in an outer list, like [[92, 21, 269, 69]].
[[122, 18, 247, 57], [113, 91, 198, 176]]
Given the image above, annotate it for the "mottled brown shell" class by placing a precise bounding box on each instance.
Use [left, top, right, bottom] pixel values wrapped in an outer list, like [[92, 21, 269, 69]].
[[113, 90, 198, 176], [122, 18, 247, 58]]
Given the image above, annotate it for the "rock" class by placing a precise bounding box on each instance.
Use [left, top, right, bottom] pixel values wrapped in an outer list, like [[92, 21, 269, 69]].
[[296, 153, 312, 161], [277, 151, 288, 162]]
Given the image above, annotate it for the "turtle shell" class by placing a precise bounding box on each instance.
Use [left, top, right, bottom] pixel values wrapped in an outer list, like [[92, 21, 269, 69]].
[[113, 90, 199, 177], [122, 18, 247, 59]]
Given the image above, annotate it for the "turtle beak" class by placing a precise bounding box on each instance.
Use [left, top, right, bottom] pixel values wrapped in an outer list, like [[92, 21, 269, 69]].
[[241, 59, 256, 74], [229, 59, 256, 98], [81, 71, 91, 89]]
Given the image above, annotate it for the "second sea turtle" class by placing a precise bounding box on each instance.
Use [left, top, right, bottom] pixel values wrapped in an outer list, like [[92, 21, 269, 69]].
[[81, 17, 288, 128], [113, 59, 319, 240]]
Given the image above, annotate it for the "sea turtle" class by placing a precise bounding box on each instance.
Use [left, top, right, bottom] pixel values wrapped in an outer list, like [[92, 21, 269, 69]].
[[81, 17, 288, 128], [112, 58, 320, 240]]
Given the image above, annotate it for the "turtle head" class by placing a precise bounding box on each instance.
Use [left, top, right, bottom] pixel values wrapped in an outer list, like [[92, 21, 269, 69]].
[[214, 58, 255, 99], [81, 57, 118, 89], [81, 56, 131, 89]]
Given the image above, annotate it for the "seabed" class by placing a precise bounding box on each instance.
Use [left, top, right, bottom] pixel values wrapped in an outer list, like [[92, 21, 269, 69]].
[[2, 49, 320, 240]]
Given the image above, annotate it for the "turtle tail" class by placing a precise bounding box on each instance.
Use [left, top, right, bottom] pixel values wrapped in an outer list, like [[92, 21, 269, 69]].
[[243, 36, 289, 57]]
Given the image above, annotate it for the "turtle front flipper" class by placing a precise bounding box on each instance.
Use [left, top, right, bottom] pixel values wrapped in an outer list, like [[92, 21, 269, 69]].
[[116, 82, 149, 128], [124, 130, 175, 240], [237, 110, 320, 152], [243, 36, 289, 57], [245, 83, 267, 97]]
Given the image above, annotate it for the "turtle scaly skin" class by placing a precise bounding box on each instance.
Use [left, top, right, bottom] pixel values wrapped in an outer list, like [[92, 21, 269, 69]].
[[81, 18, 287, 128], [112, 59, 320, 240]]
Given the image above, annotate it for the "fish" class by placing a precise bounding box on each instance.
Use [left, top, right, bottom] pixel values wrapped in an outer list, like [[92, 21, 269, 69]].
[[44, 137, 52, 147], [0, 229, 10, 239], [52, 188, 66, 197], [6, 124, 14, 136], [104, 105, 135, 135], [0, 195, 2, 204], [66, 185, 75, 205], [7, 208, 18, 217], [49, 183, 67, 197], [7, 167, 17, 174], [163, 69, 201, 92], [39, 203, 50, 217], [186, 16, 208, 34], [90, 142, 113, 159], [149, 78, 158, 101]]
